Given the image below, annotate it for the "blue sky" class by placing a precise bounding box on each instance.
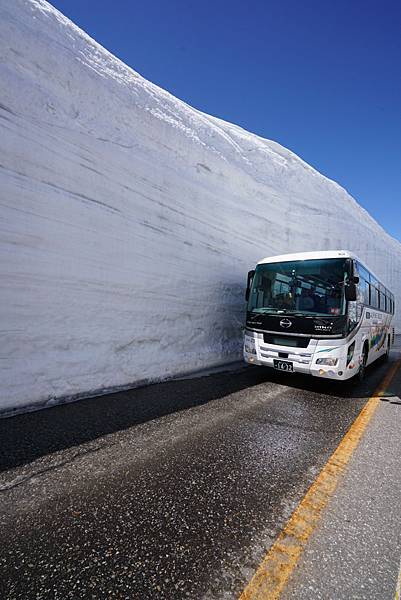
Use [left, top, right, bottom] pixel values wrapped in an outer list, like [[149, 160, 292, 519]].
[[51, 0, 401, 242]]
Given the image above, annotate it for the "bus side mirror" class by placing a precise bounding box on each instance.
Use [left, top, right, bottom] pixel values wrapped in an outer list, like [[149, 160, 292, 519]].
[[245, 270, 255, 302], [345, 281, 357, 302]]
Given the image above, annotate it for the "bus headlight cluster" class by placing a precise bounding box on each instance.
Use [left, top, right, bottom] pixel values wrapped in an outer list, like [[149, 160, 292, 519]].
[[244, 336, 257, 355], [316, 357, 338, 366]]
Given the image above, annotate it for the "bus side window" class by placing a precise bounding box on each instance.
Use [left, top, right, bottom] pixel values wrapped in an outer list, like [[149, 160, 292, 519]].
[[357, 262, 370, 282], [371, 287, 379, 309], [360, 278, 370, 305]]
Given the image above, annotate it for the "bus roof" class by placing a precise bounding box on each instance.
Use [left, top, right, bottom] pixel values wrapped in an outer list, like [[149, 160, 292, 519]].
[[257, 250, 357, 264], [256, 250, 390, 292]]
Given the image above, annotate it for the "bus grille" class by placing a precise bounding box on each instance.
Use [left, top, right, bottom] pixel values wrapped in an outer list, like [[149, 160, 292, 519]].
[[263, 334, 311, 348]]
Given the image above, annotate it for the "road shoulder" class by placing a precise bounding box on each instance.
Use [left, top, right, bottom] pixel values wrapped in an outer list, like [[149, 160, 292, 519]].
[[282, 357, 401, 599]]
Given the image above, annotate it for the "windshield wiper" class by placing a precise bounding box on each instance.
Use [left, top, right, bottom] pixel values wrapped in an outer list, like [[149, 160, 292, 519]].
[[272, 310, 328, 317], [252, 309, 305, 316], [276, 311, 309, 317]]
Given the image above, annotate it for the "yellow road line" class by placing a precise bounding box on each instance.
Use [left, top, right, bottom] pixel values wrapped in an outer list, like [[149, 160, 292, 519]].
[[395, 556, 401, 600], [239, 358, 401, 600]]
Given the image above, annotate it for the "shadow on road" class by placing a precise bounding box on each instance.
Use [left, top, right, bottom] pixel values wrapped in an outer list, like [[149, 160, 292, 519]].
[[0, 351, 398, 473]]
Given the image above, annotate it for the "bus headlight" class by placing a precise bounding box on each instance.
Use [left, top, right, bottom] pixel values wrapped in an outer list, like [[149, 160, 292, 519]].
[[316, 357, 338, 366], [244, 336, 257, 355]]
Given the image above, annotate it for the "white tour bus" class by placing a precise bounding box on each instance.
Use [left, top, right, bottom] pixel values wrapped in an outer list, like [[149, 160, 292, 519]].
[[244, 250, 395, 381]]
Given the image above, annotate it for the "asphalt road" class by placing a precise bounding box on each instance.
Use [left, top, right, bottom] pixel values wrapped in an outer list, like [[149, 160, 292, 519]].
[[282, 360, 401, 600], [0, 354, 396, 599]]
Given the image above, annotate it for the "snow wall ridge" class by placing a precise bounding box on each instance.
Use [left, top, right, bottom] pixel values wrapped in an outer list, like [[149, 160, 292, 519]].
[[21, 0, 401, 255]]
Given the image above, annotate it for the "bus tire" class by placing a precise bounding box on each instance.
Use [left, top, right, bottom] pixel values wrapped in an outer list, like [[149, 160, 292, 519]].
[[358, 344, 369, 382]]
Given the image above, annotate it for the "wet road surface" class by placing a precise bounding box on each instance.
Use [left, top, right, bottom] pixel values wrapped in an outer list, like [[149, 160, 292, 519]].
[[282, 359, 401, 600], [0, 357, 395, 599]]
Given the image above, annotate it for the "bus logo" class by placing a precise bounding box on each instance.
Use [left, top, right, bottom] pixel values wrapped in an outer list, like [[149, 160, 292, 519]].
[[280, 319, 292, 329]]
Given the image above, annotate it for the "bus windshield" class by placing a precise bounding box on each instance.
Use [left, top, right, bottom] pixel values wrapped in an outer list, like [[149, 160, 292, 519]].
[[248, 258, 347, 317]]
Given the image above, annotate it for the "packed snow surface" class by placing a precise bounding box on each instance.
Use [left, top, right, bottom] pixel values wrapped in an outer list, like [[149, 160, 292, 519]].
[[1, 0, 400, 413]]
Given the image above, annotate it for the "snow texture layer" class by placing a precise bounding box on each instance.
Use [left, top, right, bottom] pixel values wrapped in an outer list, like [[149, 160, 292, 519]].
[[1, 0, 400, 413]]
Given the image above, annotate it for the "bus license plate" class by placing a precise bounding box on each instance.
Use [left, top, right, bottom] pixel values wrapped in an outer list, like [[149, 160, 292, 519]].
[[273, 359, 294, 372]]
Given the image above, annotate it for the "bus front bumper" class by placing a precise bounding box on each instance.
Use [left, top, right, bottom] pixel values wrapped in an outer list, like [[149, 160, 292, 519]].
[[243, 350, 356, 380]]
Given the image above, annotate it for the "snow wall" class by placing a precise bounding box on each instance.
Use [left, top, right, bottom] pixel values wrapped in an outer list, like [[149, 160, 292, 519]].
[[1, 0, 400, 415]]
